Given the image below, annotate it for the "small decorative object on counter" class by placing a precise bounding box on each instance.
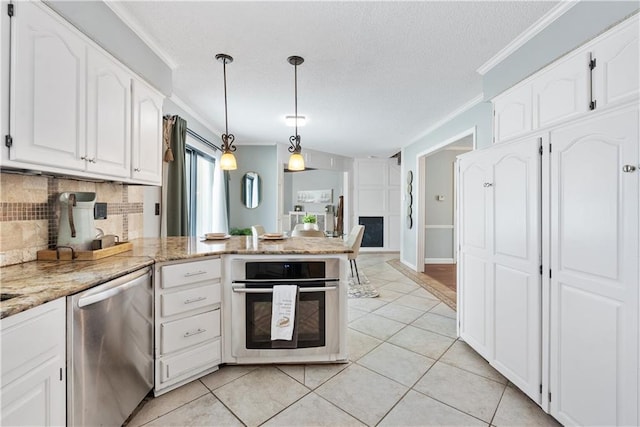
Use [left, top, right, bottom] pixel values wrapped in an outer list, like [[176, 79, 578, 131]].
[[302, 214, 317, 230]]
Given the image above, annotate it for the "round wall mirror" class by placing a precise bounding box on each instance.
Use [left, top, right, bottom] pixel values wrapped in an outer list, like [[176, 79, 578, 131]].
[[241, 171, 262, 209]]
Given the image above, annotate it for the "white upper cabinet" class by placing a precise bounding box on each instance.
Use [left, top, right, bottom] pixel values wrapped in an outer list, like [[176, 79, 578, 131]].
[[86, 49, 132, 178], [493, 14, 638, 143], [494, 84, 532, 143], [532, 52, 590, 128], [132, 79, 163, 185], [10, 0, 86, 171], [6, 1, 163, 184], [592, 15, 639, 108]]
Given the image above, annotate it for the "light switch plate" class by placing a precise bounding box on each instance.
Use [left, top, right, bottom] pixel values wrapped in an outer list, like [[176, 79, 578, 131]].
[[94, 202, 107, 220]]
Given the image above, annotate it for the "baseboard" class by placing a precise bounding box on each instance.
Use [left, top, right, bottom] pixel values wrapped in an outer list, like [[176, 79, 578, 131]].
[[425, 258, 455, 264], [401, 259, 417, 271]]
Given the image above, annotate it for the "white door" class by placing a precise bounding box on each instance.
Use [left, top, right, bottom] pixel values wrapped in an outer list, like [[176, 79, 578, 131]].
[[10, 1, 86, 170], [549, 106, 639, 426], [489, 136, 542, 404], [132, 79, 163, 185], [458, 150, 493, 359], [86, 49, 131, 178]]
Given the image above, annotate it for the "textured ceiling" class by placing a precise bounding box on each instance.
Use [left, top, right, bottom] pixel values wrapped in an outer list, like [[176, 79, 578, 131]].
[[115, 1, 557, 158]]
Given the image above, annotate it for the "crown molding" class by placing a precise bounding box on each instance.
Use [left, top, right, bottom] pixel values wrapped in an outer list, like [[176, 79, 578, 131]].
[[104, 1, 178, 70], [408, 93, 484, 145], [168, 95, 220, 137], [477, 1, 579, 75]]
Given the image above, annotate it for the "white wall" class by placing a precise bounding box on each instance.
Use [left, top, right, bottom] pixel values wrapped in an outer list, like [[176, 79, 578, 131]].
[[424, 149, 460, 262]]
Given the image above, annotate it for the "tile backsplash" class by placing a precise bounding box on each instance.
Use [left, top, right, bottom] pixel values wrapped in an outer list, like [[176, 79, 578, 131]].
[[0, 172, 145, 266]]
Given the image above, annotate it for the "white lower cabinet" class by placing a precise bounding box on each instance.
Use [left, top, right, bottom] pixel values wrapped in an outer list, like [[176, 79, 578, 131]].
[[154, 258, 222, 395], [0, 298, 66, 427], [458, 134, 542, 403], [548, 105, 638, 426], [458, 104, 639, 425]]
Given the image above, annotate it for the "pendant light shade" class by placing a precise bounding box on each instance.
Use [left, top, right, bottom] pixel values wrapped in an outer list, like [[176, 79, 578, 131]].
[[288, 152, 305, 171], [220, 151, 238, 170], [216, 53, 237, 170], [287, 55, 305, 171]]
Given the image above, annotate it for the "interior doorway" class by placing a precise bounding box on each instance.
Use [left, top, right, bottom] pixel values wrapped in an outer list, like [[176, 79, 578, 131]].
[[416, 128, 474, 291]]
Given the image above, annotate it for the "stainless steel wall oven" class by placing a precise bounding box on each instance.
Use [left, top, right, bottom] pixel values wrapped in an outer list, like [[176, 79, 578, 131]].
[[223, 256, 348, 364]]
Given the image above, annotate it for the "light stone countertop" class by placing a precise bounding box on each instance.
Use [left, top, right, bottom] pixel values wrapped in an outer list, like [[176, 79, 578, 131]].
[[0, 236, 351, 318]]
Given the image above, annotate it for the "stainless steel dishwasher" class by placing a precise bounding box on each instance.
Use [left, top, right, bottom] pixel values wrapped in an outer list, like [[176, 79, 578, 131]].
[[67, 267, 154, 427]]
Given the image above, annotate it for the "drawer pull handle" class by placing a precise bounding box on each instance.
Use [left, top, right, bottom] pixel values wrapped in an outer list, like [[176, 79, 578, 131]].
[[184, 328, 206, 337], [184, 296, 207, 304], [184, 270, 207, 277]]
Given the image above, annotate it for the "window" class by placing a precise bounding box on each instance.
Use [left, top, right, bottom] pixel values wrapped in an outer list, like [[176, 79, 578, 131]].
[[186, 135, 217, 237]]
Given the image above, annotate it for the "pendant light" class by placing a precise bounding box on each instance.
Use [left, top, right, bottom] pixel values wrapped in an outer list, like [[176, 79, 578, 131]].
[[216, 53, 237, 170], [287, 55, 305, 171]]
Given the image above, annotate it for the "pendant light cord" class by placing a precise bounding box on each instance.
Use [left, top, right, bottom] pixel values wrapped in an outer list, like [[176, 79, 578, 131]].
[[223, 58, 229, 137], [294, 62, 298, 139]]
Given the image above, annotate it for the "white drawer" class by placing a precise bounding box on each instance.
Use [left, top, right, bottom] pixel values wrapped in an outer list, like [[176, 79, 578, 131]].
[[161, 259, 221, 289], [160, 309, 220, 354], [159, 339, 221, 383], [161, 283, 221, 317]]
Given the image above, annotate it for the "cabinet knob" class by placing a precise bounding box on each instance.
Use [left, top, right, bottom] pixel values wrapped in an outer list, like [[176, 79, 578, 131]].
[[622, 165, 637, 173], [90, 158, 96, 164], [81, 156, 87, 161], [134, 168, 141, 172], [483, 182, 493, 187]]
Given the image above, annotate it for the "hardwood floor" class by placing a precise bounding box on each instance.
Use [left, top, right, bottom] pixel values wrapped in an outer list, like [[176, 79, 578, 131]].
[[423, 264, 456, 292]]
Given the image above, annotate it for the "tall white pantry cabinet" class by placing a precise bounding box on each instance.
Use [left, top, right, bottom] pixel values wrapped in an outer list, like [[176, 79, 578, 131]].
[[458, 14, 639, 427]]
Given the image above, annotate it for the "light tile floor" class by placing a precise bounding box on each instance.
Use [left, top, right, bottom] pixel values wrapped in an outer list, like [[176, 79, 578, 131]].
[[127, 253, 560, 427]]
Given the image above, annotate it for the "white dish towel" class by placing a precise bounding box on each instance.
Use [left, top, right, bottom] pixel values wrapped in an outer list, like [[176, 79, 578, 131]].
[[271, 285, 298, 341]]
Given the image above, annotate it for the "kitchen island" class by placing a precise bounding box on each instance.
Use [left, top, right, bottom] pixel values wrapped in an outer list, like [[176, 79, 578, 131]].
[[0, 235, 352, 318], [0, 236, 352, 426]]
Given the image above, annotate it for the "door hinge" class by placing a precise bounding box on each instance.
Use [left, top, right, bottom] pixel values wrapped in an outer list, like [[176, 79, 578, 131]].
[[549, 143, 552, 153], [549, 391, 552, 402], [590, 100, 597, 110], [60, 367, 63, 381], [5, 134, 12, 148], [7, 3, 14, 17], [540, 384, 543, 394], [539, 265, 543, 275], [539, 145, 543, 155], [549, 269, 552, 279], [589, 58, 596, 70]]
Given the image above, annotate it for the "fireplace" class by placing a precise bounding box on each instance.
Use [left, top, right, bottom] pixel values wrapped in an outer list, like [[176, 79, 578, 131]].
[[358, 216, 383, 247]]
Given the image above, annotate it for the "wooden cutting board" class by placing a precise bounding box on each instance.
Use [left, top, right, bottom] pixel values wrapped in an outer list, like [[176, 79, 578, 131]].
[[37, 242, 133, 261]]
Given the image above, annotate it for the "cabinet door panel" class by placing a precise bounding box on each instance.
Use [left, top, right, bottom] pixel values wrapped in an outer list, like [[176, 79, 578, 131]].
[[132, 80, 163, 184], [533, 53, 589, 129], [549, 107, 638, 426], [459, 252, 490, 357], [593, 15, 639, 107], [490, 136, 542, 403], [1, 299, 65, 427], [10, 2, 85, 170], [86, 50, 131, 177], [458, 152, 493, 359], [460, 162, 488, 250], [494, 84, 532, 142]]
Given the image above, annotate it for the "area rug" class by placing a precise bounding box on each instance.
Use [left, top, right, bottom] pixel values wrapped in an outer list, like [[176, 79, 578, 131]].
[[386, 259, 457, 310], [347, 272, 379, 298]]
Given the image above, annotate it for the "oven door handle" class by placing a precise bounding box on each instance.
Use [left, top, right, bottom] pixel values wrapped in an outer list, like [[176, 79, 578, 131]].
[[232, 286, 338, 294], [233, 278, 339, 284]]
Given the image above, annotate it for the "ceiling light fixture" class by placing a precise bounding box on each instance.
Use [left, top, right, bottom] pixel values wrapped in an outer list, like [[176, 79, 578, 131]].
[[285, 115, 306, 127], [216, 53, 237, 170], [287, 55, 305, 171]]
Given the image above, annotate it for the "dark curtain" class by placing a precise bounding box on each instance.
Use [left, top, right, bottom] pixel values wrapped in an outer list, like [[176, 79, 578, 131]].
[[167, 116, 189, 236]]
